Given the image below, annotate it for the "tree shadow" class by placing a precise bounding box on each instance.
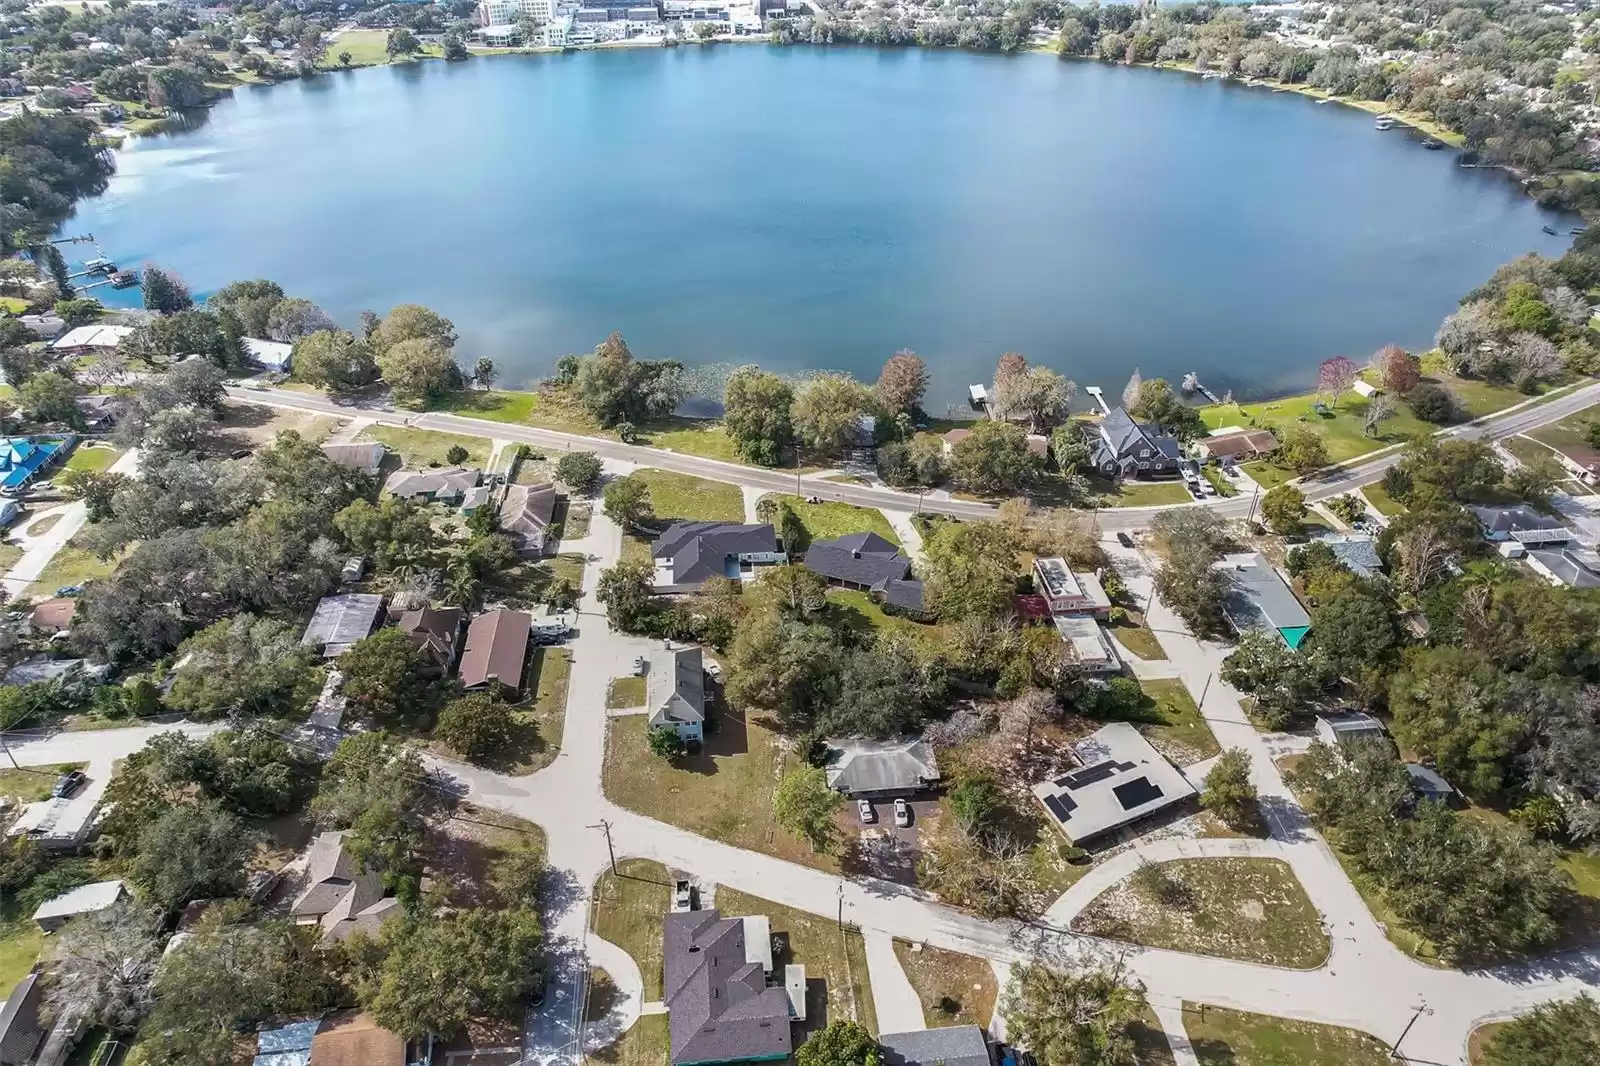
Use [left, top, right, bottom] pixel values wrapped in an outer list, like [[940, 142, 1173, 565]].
[[1187, 1037, 1239, 1064]]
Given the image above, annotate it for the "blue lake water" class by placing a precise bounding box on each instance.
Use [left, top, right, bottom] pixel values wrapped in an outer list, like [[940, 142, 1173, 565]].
[[61, 45, 1577, 405]]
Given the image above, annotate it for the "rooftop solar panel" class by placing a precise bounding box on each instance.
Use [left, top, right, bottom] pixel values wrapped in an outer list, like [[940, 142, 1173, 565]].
[[1112, 777, 1163, 810]]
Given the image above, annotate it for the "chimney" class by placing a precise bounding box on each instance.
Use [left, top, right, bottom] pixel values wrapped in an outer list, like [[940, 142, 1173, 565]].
[[851, 549, 861, 559]]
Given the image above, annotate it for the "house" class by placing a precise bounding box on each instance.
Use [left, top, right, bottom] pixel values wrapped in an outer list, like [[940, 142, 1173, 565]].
[[1088, 407, 1182, 479], [49, 324, 133, 354], [396, 606, 464, 670], [320, 442, 388, 476], [1053, 614, 1121, 673], [384, 467, 482, 504], [16, 314, 65, 340], [1032, 722, 1196, 845], [309, 1011, 432, 1066], [0, 499, 15, 529], [1012, 593, 1054, 625], [1296, 533, 1384, 581], [802, 532, 925, 613], [649, 646, 706, 743], [252, 1018, 319, 1066], [29, 598, 76, 635], [822, 735, 939, 797], [1470, 504, 1573, 546], [940, 428, 971, 456], [878, 1025, 992, 1066], [1215, 552, 1312, 649], [499, 482, 559, 558], [1406, 763, 1457, 805], [1313, 710, 1388, 749], [75, 394, 128, 429], [0, 437, 64, 492], [458, 609, 531, 694], [651, 521, 787, 591], [0, 972, 45, 1066], [4, 657, 106, 687], [32, 879, 126, 932], [1527, 545, 1600, 589], [290, 831, 401, 944], [1032, 557, 1111, 616], [664, 909, 794, 1065], [301, 593, 384, 657], [243, 336, 293, 372], [1194, 428, 1280, 463]]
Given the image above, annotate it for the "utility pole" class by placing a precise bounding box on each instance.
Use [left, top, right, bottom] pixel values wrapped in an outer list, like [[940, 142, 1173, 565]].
[[589, 819, 617, 875], [836, 881, 844, 930], [1389, 1001, 1431, 1059], [1245, 482, 1262, 526]]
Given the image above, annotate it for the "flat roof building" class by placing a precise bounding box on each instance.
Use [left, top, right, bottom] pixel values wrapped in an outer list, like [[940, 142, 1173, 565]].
[[1032, 722, 1195, 845], [1033, 556, 1111, 616], [301, 593, 384, 657], [32, 879, 126, 932], [1052, 614, 1121, 673]]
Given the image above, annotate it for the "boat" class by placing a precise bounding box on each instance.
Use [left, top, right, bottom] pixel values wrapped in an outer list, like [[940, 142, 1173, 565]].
[[1420, 138, 1443, 150], [1572, 226, 1588, 235], [1543, 225, 1560, 236], [108, 269, 139, 288], [82, 257, 114, 275], [1375, 118, 1395, 130]]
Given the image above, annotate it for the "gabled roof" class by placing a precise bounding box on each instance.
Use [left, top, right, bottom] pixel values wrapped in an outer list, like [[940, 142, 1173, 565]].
[[650, 646, 705, 729], [1406, 762, 1455, 798], [384, 466, 481, 500], [320, 442, 387, 474], [50, 324, 133, 350], [663, 909, 793, 1065], [309, 1012, 407, 1066], [0, 971, 45, 1065], [1470, 504, 1572, 542], [882, 577, 926, 611], [1530, 546, 1600, 588], [1215, 552, 1312, 649], [1199, 428, 1279, 458], [291, 831, 383, 922], [1092, 407, 1181, 466], [653, 522, 780, 586], [879, 1025, 991, 1066], [397, 606, 463, 665], [824, 735, 939, 794], [459, 609, 531, 690], [1301, 533, 1384, 581]]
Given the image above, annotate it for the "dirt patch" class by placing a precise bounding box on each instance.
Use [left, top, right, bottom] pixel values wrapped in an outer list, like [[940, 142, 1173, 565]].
[[211, 401, 342, 452], [426, 804, 547, 909]]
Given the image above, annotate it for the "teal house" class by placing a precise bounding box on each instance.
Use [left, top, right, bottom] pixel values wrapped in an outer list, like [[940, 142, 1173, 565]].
[[0, 437, 66, 493]]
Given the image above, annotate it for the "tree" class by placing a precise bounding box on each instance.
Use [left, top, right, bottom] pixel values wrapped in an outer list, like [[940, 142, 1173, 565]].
[[723, 612, 839, 730], [1306, 578, 1399, 693], [647, 726, 689, 759], [948, 772, 1006, 838], [1361, 393, 1397, 438], [436, 693, 515, 762], [165, 358, 228, 411], [1120, 368, 1143, 410], [1317, 355, 1360, 407], [596, 559, 655, 630], [371, 303, 457, 354], [723, 366, 795, 466], [128, 803, 254, 911], [923, 520, 1021, 621], [312, 731, 436, 878], [377, 338, 457, 403], [20, 370, 82, 426], [473, 357, 496, 389], [42, 243, 72, 297], [365, 908, 544, 1039], [556, 451, 603, 494], [759, 564, 828, 617], [54, 296, 101, 327], [1389, 647, 1527, 799], [995, 365, 1075, 432], [1000, 958, 1146, 1066], [1220, 629, 1331, 730], [141, 264, 193, 314], [1404, 382, 1459, 424], [874, 349, 928, 418], [1129, 378, 1204, 439], [774, 764, 845, 853], [443, 32, 470, 61], [45, 902, 161, 1034], [1508, 458, 1562, 509], [265, 297, 336, 342], [950, 420, 1040, 495], [338, 628, 436, 728], [1276, 424, 1329, 475], [1150, 506, 1229, 561], [796, 1020, 881, 1066], [386, 27, 422, 58], [602, 474, 653, 530], [999, 688, 1059, 750], [1479, 995, 1600, 1066], [1050, 425, 1091, 473], [792, 373, 874, 458], [570, 332, 684, 427], [1202, 748, 1258, 829], [1260, 483, 1306, 536], [821, 636, 947, 738], [209, 279, 285, 336], [165, 615, 315, 721], [1154, 554, 1229, 638], [291, 329, 377, 391]]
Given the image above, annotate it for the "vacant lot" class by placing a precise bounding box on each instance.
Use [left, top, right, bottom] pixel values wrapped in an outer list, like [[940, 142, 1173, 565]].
[[893, 941, 997, 1028], [510, 648, 569, 775], [63, 443, 120, 473], [715, 886, 877, 1037], [642, 418, 743, 464], [323, 28, 443, 67], [1073, 858, 1329, 969], [606, 676, 646, 709], [1360, 482, 1406, 517], [1096, 480, 1195, 508], [28, 539, 116, 597], [634, 469, 744, 523], [358, 425, 491, 469], [1185, 1004, 1390, 1066], [592, 858, 671, 1000], [214, 401, 339, 452], [762, 494, 899, 549]]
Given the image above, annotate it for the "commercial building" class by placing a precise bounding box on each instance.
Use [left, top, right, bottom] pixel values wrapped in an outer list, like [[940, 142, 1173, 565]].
[[1032, 722, 1195, 845]]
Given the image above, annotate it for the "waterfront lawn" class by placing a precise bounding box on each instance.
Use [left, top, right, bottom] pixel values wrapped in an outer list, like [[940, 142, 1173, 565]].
[[429, 389, 540, 425], [64, 443, 120, 473], [357, 425, 491, 469], [591, 857, 671, 1000], [634, 469, 744, 523], [1361, 483, 1407, 517], [323, 29, 441, 68], [1073, 858, 1328, 969], [764, 494, 899, 550], [603, 710, 841, 875], [713, 886, 877, 1038], [1132, 678, 1219, 764], [1184, 1004, 1391, 1066], [639, 417, 744, 464], [892, 941, 997, 1028]]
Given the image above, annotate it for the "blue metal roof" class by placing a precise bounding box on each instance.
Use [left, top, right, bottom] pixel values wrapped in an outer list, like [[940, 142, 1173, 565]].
[[0, 438, 60, 489]]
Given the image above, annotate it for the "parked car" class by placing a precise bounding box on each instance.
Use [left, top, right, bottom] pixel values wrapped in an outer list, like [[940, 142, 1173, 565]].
[[704, 660, 723, 682], [51, 769, 87, 799], [633, 655, 647, 676], [55, 585, 82, 597], [1200, 479, 1217, 497], [893, 798, 911, 828], [1116, 532, 1135, 549], [857, 799, 875, 824], [673, 879, 695, 912]]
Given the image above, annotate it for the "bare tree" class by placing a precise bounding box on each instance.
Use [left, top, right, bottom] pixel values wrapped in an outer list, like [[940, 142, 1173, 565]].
[[1000, 689, 1059, 751], [1121, 368, 1143, 411], [1362, 394, 1397, 437], [78, 353, 129, 391], [1394, 526, 1451, 600], [1317, 355, 1360, 408], [1507, 332, 1561, 388], [46, 902, 163, 1034], [924, 703, 995, 749]]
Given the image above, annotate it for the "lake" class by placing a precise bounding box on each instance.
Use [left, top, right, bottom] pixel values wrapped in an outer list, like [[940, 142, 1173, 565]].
[[62, 44, 1576, 407]]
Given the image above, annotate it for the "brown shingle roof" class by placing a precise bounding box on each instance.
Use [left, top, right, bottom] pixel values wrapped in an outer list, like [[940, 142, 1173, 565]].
[[309, 1012, 406, 1066], [458, 610, 531, 691], [397, 606, 464, 666], [30, 598, 76, 633]]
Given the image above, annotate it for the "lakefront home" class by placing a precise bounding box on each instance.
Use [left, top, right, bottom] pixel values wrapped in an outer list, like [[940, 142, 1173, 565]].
[[1088, 407, 1182, 479]]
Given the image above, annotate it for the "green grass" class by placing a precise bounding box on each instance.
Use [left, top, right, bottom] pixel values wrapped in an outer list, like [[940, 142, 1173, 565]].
[[592, 858, 671, 1000], [357, 425, 491, 469], [321, 29, 442, 68], [0, 897, 42, 992], [1528, 400, 1600, 455], [641, 418, 744, 464], [1096, 480, 1196, 508], [1074, 859, 1328, 969], [587, 1012, 668, 1066], [1202, 466, 1238, 497], [1503, 434, 1563, 469], [634, 469, 744, 522], [28, 541, 115, 596], [765, 494, 899, 550], [1241, 461, 1296, 490], [428, 389, 541, 424], [507, 647, 569, 775], [1560, 849, 1600, 899], [1109, 616, 1167, 661], [820, 589, 947, 651], [1361, 483, 1406, 517], [0, 297, 28, 314], [0, 540, 22, 573], [1133, 678, 1220, 763], [606, 675, 646, 709], [1184, 1004, 1391, 1066], [63, 444, 120, 473], [0, 763, 85, 802]]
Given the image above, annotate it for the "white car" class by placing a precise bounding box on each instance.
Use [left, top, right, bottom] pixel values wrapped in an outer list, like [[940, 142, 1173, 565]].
[[704, 660, 723, 682], [893, 798, 911, 828], [633, 655, 647, 676], [857, 799, 876, 824]]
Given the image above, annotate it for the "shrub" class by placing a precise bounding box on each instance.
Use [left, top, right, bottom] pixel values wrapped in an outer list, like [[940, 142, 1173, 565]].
[[1404, 382, 1459, 424]]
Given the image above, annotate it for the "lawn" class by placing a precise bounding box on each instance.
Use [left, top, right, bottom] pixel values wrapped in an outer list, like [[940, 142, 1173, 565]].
[[892, 940, 997, 1028], [29, 540, 115, 596], [1467, 1021, 1509, 1066], [591, 857, 671, 1000], [1528, 400, 1600, 454], [821, 589, 948, 652], [1113, 679, 1219, 765], [1096, 480, 1195, 508], [606, 675, 646, 709], [1072, 858, 1329, 969], [587, 1012, 669, 1066], [322, 29, 442, 67], [356, 425, 491, 469], [1184, 1004, 1391, 1066], [1109, 615, 1167, 662], [511, 648, 569, 775], [715, 886, 878, 1038], [604, 711, 840, 874], [1201, 466, 1238, 497], [0, 898, 42, 992], [0, 297, 28, 314], [1502, 434, 1562, 470], [63, 444, 120, 473], [764, 494, 899, 550], [1360, 483, 1406, 517], [429, 388, 610, 437], [0, 762, 84, 802], [641, 418, 744, 464], [634, 469, 745, 523], [0, 540, 22, 573]]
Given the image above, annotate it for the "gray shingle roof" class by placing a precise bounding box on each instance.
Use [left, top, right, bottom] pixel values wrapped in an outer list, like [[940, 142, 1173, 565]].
[[802, 533, 913, 588], [500, 482, 558, 550], [650, 646, 706, 729], [879, 1025, 991, 1066], [664, 910, 792, 1065], [1215, 553, 1311, 647], [384, 466, 481, 501], [0, 971, 44, 1066], [823, 736, 940, 794], [1470, 504, 1572, 541], [653, 522, 780, 587]]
